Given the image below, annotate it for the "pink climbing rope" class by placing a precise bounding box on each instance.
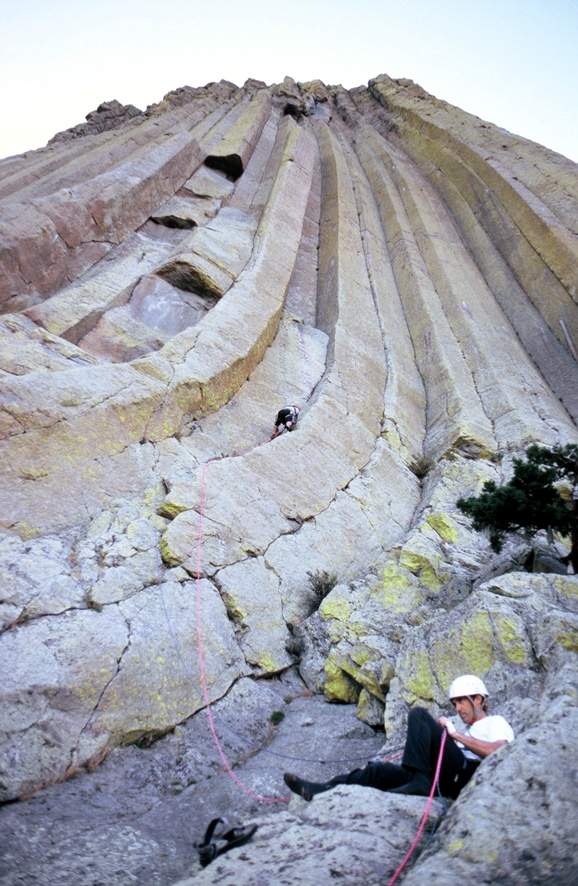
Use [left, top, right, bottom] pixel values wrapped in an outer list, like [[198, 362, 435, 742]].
[[194, 432, 413, 810], [196, 455, 290, 804], [387, 729, 448, 885], [383, 751, 403, 763]]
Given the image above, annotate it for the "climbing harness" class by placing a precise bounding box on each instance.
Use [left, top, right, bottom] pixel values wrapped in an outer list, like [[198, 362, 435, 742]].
[[197, 817, 258, 867], [387, 728, 448, 886]]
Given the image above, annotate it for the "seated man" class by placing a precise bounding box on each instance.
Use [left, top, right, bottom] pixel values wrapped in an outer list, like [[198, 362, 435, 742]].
[[284, 674, 514, 800], [271, 405, 301, 439]]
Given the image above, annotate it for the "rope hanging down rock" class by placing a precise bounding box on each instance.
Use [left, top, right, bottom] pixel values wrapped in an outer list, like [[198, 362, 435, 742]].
[[165, 418, 449, 868], [387, 729, 448, 885], [195, 454, 289, 804]]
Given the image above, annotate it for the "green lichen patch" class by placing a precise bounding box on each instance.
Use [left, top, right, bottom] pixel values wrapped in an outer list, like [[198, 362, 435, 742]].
[[159, 533, 187, 567], [158, 499, 190, 520], [460, 609, 494, 673], [404, 647, 436, 701], [324, 655, 359, 703], [494, 614, 529, 664], [255, 651, 278, 672], [554, 577, 578, 606], [426, 512, 459, 542], [319, 595, 351, 622], [374, 564, 416, 613], [557, 628, 578, 653], [399, 549, 445, 592]]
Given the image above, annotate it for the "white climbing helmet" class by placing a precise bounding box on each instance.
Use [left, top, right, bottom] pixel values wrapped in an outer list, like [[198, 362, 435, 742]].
[[448, 674, 489, 700]]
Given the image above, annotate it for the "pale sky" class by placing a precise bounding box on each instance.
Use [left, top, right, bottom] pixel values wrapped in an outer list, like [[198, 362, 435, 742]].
[[1, 0, 577, 162]]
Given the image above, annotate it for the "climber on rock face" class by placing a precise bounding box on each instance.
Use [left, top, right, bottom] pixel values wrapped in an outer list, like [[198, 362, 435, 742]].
[[284, 675, 514, 801], [271, 405, 300, 439]]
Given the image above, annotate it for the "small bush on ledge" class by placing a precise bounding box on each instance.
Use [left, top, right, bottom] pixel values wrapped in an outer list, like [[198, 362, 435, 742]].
[[307, 569, 338, 614]]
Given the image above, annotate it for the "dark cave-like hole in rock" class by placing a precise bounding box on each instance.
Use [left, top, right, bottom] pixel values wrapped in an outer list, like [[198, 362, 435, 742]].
[[204, 153, 244, 181], [155, 261, 222, 300], [151, 216, 197, 230], [283, 103, 302, 119]]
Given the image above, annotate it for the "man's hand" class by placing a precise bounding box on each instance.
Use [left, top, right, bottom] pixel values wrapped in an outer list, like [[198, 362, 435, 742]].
[[438, 716, 456, 734]]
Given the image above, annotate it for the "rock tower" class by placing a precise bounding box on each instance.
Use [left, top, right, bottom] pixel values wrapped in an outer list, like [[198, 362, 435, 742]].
[[0, 75, 577, 883]]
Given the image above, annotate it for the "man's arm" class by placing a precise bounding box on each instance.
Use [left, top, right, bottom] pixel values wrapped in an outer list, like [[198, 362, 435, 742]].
[[449, 731, 507, 758], [438, 717, 508, 758]]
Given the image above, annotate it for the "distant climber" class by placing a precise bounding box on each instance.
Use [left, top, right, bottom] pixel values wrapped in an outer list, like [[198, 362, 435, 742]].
[[284, 674, 514, 800], [271, 405, 301, 439]]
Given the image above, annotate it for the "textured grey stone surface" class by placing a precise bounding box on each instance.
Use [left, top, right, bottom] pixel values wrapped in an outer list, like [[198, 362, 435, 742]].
[[0, 74, 577, 883]]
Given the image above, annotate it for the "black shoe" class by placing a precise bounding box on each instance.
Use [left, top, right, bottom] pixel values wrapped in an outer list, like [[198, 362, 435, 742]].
[[388, 773, 432, 796], [283, 772, 332, 801], [197, 817, 258, 867]]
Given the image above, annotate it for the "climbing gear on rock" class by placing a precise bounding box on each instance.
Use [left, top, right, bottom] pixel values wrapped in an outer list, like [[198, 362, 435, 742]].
[[197, 817, 258, 867], [448, 674, 489, 700]]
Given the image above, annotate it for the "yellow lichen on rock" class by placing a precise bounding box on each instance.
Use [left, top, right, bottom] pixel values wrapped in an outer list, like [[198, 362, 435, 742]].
[[319, 595, 351, 623], [399, 548, 445, 592], [494, 613, 530, 664], [404, 647, 436, 702], [324, 654, 360, 703], [426, 512, 459, 542]]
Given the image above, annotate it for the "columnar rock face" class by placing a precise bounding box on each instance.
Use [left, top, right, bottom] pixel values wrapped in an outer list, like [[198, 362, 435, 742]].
[[0, 75, 577, 881]]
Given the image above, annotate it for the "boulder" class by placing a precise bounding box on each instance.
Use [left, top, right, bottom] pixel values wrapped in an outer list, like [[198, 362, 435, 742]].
[[402, 647, 578, 885], [176, 787, 444, 885]]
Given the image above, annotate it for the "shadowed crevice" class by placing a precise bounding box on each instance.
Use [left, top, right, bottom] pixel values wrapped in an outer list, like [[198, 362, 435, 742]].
[[151, 215, 197, 230], [155, 261, 223, 299], [204, 153, 244, 180]]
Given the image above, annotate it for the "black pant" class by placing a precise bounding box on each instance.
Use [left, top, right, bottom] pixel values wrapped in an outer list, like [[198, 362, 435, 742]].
[[330, 708, 479, 799]]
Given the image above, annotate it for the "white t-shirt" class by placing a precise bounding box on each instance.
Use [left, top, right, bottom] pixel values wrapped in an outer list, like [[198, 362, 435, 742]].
[[454, 714, 514, 761]]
